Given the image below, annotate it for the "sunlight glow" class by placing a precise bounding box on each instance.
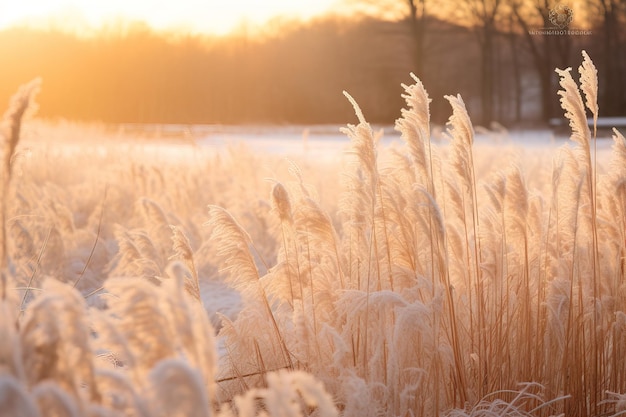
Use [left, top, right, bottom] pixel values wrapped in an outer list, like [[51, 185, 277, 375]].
[[0, 0, 340, 35]]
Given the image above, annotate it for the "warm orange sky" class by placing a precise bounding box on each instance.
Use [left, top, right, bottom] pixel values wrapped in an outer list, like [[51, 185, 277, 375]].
[[0, 0, 344, 35]]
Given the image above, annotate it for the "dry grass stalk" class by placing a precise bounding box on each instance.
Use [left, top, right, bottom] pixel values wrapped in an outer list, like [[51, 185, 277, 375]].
[[1, 79, 41, 298]]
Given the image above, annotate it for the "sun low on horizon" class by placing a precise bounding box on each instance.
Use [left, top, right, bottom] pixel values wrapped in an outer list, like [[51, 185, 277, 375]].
[[0, 0, 343, 36]]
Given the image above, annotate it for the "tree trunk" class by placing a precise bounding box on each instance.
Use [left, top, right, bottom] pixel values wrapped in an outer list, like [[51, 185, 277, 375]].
[[481, 24, 495, 126], [408, 0, 426, 78], [512, 0, 569, 123], [509, 27, 522, 123]]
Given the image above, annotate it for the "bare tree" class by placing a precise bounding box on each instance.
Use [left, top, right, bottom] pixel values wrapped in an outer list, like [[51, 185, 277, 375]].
[[407, 0, 428, 78], [593, 0, 626, 114], [506, 12, 523, 122], [510, 0, 573, 122], [458, 0, 504, 126]]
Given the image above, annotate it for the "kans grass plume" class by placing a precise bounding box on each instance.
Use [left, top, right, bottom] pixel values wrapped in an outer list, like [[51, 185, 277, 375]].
[[1, 78, 41, 297]]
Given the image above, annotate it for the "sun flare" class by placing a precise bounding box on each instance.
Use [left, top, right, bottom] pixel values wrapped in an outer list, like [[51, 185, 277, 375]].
[[0, 0, 340, 35]]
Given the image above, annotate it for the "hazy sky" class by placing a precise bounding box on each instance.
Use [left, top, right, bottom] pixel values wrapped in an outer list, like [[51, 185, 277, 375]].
[[0, 0, 341, 35]]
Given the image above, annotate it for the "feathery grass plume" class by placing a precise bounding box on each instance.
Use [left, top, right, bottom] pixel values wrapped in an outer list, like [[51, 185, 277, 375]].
[[269, 181, 299, 305], [579, 50, 599, 131], [609, 128, 626, 170], [336, 374, 382, 417], [573, 50, 601, 254], [231, 389, 257, 417], [137, 197, 175, 261], [47, 200, 76, 235], [605, 312, 626, 413], [108, 226, 161, 283], [293, 196, 343, 289], [602, 129, 626, 269], [596, 130, 626, 386], [375, 157, 419, 276], [216, 307, 295, 402], [338, 167, 370, 289], [231, 370, 338, 417], [544, 276, 571, 351], [206, 205, 293, 375], [32, 381, 80, 417], [285, 158, 319, 201], [503, 166, 529, 241], [1, 78, 42, 295], [414, 185, 447, 257], [287, 299, 314, 370], [271, 182, 293, 224], [19, 279, 99, 401], [443, 93, 477, 403], [340, 92, 400, 380], [395, 73, 434, 191], [341, 92, 396, 294], [445, 94, 474, 147], [158, 266, 218, 400], [0, 374, 41, 417], [129, 230, 162, 269], [264, 370, 338, 417], [96, 273, 218, 405], [543, 155, 564, 283], [340, 91, 378, 208], [390, 295, 444, 416], [481, 173, 506, 274], [444, 93, 478, 232], [390, 73, 443, 290], [38, 226, 66, 279], [103, 278, 177, 375], [204, 205, 260, 289], [503, 166, 534, 380], [275, 193, 342, 367], [149, 359, 211, 417], [334, 289, 407, 387], [340, 92, 379, 261], [547, 149, 586, 283], [555, 67, 591, 149], [1, 78, 41, 180], [602, 130, 626, 261], [93, 368, 150, 416], [70, 186, 108, 293], [556, 54, 604, 413], [579, 51, 600, 217], [164, 260, 201, 303], [169, 225, 201, 301], [0, 291, 24, 381], [215, 314, 260, 395], [547, 165, 588, 414], [383, 163, 445, 292]]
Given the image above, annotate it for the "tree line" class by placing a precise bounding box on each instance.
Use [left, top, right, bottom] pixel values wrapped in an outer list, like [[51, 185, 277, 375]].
[[402, 0, 626, 124], [0, 0, 623, 126]]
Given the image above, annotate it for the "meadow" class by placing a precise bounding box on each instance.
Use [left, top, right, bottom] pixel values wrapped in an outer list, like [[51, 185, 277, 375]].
[[1, 51, 626, 417]]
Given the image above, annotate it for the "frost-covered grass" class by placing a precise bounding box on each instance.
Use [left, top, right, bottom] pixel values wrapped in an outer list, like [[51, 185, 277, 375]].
[[2, 52, 626, 417]]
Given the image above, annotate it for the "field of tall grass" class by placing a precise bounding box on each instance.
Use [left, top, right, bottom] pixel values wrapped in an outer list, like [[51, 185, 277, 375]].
[[1, 51, 626, 417]]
